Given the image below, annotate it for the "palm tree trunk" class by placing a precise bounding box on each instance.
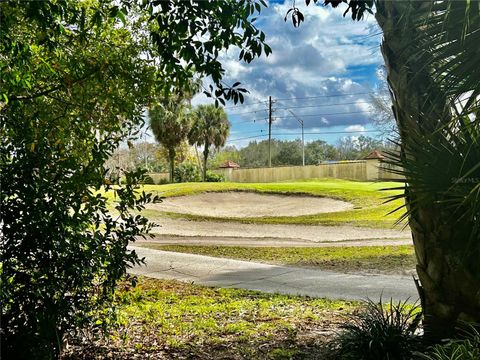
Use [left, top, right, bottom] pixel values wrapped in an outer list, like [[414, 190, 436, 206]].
[[376, 0, 480, 340], [168, 148, 175, 183], [202, 145, 209, 182], [194, 146, 203, 172]]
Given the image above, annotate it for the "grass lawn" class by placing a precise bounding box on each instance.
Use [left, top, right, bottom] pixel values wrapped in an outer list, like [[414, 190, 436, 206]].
[[131, 179, 406, 228], [140, 244, 416, 275], [65, 277, 358, 359]]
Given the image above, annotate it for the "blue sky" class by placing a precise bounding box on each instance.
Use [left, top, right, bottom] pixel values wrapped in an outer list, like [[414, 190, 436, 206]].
[[143, 1, 386, 148]]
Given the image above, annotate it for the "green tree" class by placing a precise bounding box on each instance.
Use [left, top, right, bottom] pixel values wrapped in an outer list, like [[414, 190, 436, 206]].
[[273, 140, 303, 166], [238, 140, 285, 167], [149, 95, 192, 182], [305, 140, 338, 164], [189, 105, 230, 181], [1, 0, 270, 357], [1, 5, 158, 358]]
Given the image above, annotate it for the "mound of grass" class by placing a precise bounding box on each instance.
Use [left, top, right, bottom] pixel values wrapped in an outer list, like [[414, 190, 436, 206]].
[[141, 245, 416, 275], [64, 277, 358, 359]]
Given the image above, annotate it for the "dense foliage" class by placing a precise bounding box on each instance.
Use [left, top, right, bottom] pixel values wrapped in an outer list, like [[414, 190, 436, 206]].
[[0, 6, 158, 358], [173, 162, 202, 183], [1, 0, 270, 358]]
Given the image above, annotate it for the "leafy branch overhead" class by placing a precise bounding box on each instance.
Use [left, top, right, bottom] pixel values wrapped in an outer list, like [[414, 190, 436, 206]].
[[130, 0, 271, 104], [1, 0, 272, 108], [284, 0, 374, 27]]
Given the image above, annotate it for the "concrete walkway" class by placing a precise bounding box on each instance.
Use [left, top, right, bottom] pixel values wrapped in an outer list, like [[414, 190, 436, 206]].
[[137, 235, 412, 248], [129, 246, 418, 302]]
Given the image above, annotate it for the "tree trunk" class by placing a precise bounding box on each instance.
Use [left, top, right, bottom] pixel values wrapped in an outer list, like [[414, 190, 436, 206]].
[[376, 0, 480, 340], [202, 145, 209, 182], [168, 148, 175, 183]]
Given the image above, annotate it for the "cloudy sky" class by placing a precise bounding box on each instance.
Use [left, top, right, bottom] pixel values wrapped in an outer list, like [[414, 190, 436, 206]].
[[144, 1, 386, 148]]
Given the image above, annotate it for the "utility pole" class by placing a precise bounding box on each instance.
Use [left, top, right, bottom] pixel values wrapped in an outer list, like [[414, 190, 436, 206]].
[[288, 110, 305, 166], [268, 96, 274, 167]]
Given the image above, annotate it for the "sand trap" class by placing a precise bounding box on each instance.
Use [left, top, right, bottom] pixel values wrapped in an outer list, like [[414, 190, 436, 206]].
[[149, 192, 353, 218]]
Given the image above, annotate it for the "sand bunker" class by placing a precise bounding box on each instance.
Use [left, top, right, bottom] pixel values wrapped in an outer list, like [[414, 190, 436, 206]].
[[150, 192, 353, 218]]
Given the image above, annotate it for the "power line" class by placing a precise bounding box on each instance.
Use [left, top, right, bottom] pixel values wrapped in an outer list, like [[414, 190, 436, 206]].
[[225, 96, 374, 118], [230, 117, 268, 124], [273, 130, 381, 136], [227, 108, 268, 115], [274, 110, 374, 119], [230, 129, 266, 136], [227, 134, 267, 142], [223, 101, 266, 110], [274, 92, 373, 101], [275, 100, 372, 111], [227, 129, 382, 143]]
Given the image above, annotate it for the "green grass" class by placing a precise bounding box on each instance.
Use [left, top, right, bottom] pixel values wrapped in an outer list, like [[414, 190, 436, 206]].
[[141, 244, 416, 275], [66, 277, 359, 359], [131, 179, 406, 228]]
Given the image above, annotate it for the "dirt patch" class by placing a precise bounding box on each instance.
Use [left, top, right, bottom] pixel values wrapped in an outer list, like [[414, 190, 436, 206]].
[[149, 192, 353, 218]]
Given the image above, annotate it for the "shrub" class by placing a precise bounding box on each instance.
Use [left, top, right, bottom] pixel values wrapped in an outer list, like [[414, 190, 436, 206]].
[[331, 299, 422, 360], [173, 162, 201, 183], [418, 324, 480, 360], [205, 170, 225, 182], [158, 178, 170, 185], [140, 174, 155, 185], [1, 11, 158, 358]]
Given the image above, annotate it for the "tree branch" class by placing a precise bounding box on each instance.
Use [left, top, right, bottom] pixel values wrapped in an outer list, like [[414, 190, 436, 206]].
[[8, 70, 100, 102]]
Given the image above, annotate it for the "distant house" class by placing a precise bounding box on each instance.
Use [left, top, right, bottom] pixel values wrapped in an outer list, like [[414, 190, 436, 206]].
[[219, 160, 240, 169], [364, 150, 385, 160]]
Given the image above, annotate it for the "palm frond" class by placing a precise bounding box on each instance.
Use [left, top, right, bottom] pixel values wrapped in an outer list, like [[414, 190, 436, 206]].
[[383, 117, 480, 240], [416, 0, 480, 115]]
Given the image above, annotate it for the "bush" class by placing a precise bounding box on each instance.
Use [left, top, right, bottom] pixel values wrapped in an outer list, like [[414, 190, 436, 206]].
[[419, 324, 480, 360], [158, 178, 170, 185], [205, 170, 225, 182], [174, 162, 201, 183], [331, 299, 422, 360], [1, 11, 158, 358], [140, 174, 155, 185]]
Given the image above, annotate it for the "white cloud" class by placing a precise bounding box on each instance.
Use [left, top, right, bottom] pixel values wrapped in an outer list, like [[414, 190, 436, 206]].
[[345, 125, 366, 132], [192, 0, 382, 130]]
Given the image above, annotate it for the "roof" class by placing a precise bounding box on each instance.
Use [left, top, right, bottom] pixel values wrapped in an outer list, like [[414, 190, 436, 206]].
[[219, 160, 240, 168], [364, 150, 385, 160]]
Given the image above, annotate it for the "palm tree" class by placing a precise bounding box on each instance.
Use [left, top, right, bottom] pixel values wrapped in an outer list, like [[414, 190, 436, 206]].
[[373, 0, 480, 339], [318, 0, 480, 339], [149, 79, 201, 182], [188, 105, 230, 181], [148, 95, 191, 182]]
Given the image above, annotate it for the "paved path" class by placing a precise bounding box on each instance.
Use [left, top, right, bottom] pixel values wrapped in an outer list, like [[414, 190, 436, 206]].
[[129, 246, 418, 302], [137, 235, 412, 247], [151, 218, 411, 243]]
